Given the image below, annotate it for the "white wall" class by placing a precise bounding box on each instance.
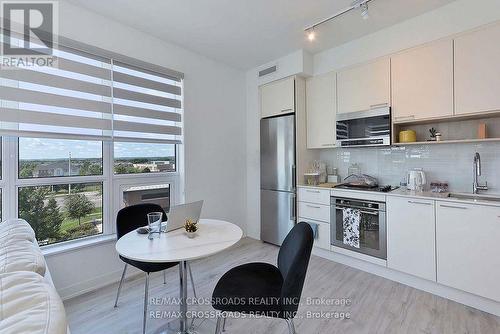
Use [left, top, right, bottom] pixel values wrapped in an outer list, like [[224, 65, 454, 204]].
[[46, 1, 247, 300], [245, 0, 500, 239]]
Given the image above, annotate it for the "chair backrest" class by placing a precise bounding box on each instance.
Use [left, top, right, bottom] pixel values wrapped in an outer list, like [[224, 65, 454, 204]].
[[277, 222, 314, 318], [116, 203, 167, 240]]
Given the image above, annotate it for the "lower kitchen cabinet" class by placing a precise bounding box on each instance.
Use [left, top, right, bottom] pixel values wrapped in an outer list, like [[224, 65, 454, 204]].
[[298, 217, 330, 250], [387, 196, 436, 281], [436, 201, 500, 302]]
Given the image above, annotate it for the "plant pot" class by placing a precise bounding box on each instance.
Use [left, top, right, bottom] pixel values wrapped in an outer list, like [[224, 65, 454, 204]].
[[185, 231, 197, 238]]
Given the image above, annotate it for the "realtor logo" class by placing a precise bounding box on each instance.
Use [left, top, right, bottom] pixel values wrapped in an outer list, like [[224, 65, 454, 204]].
[[1, 1, 58, 68]]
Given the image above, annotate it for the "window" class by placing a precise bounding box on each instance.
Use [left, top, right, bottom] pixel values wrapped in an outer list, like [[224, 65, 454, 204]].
[[114, 142, 176, 174], [0, 30, 183, 247], [19, 138, 103, 178], [18, 182, 103, 246]]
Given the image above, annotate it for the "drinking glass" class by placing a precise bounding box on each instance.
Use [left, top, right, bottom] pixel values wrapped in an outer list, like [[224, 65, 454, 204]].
[[147, 212, 163, 235]]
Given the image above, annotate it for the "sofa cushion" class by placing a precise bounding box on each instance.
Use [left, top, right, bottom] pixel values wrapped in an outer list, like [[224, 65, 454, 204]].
[[0, 271, 68, 334], [0, 219, 36, 243], [0, 239, 46, 276]]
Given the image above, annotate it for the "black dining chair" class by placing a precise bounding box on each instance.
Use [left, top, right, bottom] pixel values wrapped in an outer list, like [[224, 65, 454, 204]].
[[211, 222, 313, 334], [114, 203, 197, 334]]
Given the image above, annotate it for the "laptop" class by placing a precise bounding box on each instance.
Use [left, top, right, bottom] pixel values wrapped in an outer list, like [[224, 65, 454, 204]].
[[165, 200, 204, 232]]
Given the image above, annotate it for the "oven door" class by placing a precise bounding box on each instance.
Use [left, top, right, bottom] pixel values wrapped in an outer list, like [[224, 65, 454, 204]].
[[336, 106, 391, 147], [330, 197, 387, 259]]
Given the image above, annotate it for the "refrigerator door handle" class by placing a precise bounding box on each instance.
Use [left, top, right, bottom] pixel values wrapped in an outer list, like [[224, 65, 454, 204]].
[[290, 194, 296, 220], [292, 165, 296, 190]]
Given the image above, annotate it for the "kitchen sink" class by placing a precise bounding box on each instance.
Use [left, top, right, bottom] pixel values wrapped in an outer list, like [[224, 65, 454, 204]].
[[448, 193, 500, 203]]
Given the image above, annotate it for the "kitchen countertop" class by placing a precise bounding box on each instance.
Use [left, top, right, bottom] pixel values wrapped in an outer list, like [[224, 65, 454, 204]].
[[298, 184, 500, 208]]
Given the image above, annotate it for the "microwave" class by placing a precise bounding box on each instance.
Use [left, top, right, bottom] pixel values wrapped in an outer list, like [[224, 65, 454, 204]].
[[336, 106, 391, 147]]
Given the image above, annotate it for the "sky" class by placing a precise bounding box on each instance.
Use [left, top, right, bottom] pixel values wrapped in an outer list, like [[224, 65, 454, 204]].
[[18, 138, 175, 160]]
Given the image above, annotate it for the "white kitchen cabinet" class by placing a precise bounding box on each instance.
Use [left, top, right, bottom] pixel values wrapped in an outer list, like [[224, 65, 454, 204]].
[[387, 197, 436, 281], [436, 201, 500, 302], [306, 73, 336, 148], [260, 76, 295, 118], [391, 39, 453, 122], [455, 23, 500, 115], [299, 218, 330, 250], [298, 202, 330, 223], [337, 58, 390, 114], [298, 187, 331, 206]]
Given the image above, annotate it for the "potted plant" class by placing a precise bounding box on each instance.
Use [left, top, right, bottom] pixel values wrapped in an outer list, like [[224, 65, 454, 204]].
[[184, 219, 198, 238]]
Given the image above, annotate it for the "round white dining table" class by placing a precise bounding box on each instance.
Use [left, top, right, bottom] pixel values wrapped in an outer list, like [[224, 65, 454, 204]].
[[116, 219, 243, 334]]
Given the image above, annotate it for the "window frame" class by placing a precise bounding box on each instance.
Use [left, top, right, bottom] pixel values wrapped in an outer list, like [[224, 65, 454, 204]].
[[0, 135, 183, 251], [113, 141, 178, 175], [17, 181, 105, 246], [17, 137, 105, 179]]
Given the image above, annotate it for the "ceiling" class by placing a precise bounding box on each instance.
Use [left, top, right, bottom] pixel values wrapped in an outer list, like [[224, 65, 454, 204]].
[[65, 0, 457, 70]]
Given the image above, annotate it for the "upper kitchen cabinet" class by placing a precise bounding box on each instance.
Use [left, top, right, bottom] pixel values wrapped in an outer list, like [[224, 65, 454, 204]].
[[455, 23, 500, 115], [337, 58, 390, 114], [391, 39, 453, 122], [260, 76, 295, 118], [306, 72, 336, 149]]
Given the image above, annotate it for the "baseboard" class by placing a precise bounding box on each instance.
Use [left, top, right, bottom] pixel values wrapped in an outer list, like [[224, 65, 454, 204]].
[[312, 247, 500, 317], [59, 266, 142, 301]]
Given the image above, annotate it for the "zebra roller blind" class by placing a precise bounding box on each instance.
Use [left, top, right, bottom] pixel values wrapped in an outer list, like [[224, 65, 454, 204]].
[[0, 32, 183, 144]]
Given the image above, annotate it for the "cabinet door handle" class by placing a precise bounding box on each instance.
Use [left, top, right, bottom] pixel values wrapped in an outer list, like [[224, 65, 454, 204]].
[[306, 190, 320, 194], [394, 115, 415, 121], [408, 201, 432, 206], [306, 205, 321, 209], [440, 204, 467, 210], [280, 108, 293, 113], [321, 143, 335, 147], [370, 103, 388, 109]]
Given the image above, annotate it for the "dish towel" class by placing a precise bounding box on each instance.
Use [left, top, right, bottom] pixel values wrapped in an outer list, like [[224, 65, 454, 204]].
[[343, 208, 360, 248]]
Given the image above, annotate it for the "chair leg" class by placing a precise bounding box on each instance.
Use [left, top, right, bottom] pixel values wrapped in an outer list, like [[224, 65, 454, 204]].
[[114, 264, 127, 307], [163, 270, 167, 284], [222, 316, 227, 332], [187, 262, 197, 299], [214, 315, 222, 334], [285, 318, 296, 334], [143, 273, 150, 334]]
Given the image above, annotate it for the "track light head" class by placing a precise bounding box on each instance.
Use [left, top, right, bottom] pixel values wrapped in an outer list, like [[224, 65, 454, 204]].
[[360, 3, 369, 20], [307, 29, 316, 42]]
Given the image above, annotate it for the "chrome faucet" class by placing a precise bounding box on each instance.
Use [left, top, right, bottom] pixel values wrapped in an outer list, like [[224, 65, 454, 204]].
[[473, 152, 488, 194]]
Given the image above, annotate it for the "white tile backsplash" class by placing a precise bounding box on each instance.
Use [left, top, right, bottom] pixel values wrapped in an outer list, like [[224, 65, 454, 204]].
[[319, 142, 500, 193]]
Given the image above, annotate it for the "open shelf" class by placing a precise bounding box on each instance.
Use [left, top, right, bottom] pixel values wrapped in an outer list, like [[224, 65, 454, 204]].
[[392, 114, 500, 146], [394, 138, 500, 146]]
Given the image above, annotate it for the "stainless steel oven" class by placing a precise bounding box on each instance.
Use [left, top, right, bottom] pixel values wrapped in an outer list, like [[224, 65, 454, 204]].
[[336, 106, 391, 147], [330, 196, 387, 259]]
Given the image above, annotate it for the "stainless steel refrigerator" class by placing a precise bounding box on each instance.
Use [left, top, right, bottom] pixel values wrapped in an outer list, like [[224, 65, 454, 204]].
[[260, 114, 296, 246]]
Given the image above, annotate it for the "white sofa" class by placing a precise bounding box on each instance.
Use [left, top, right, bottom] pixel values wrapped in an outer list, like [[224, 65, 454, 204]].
[[0, 219, 69, 334]]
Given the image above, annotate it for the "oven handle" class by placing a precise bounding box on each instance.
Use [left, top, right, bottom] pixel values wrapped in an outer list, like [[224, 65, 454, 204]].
[[335, 204, 383, 212], [335, 207, 379, 216]]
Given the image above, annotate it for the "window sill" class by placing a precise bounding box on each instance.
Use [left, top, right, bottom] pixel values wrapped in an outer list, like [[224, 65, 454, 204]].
[[42, 234, 117, 257]]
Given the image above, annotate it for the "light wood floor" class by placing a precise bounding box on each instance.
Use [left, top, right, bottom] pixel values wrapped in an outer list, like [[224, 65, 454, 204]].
[[64, 238, 500, 334]]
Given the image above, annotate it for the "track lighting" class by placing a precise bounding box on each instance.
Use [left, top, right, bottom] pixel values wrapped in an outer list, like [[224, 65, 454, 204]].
[[304, 0, 373, 42]]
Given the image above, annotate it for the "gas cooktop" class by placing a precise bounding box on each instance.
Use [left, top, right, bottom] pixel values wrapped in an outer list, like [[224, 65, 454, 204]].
[[334, 185, 399, 193]]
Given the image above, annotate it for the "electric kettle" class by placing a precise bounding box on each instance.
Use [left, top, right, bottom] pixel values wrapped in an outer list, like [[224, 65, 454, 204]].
[[406, 169, 426, 191]]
